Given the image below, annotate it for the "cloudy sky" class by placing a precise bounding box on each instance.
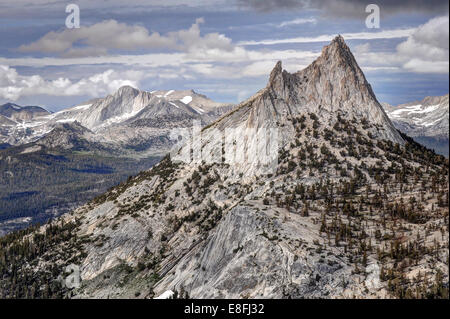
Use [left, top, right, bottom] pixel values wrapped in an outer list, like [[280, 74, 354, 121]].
[[0, 0, 448, 111]]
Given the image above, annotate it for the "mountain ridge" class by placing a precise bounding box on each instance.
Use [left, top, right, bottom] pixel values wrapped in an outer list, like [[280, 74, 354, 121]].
[[209, 35, 403, 143], [0, 89, 233, 233], [0, 103, 50, 122], [0, 36, 448, 299], [0, 87, 233, 154], [384, 93, 449, 156]]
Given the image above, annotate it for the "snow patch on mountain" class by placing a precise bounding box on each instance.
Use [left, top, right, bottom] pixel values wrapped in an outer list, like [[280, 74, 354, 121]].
[[180, 96, 193, 104], [153, 290, 174, 299], [72, 104, 92, 111], [385, 94, 448, 138], [190, 105, 205, 114], [389, 104, 441, 117], [384, 94, 449, 156], [56, 119, 77, 123], [164, 90, 174, 97]]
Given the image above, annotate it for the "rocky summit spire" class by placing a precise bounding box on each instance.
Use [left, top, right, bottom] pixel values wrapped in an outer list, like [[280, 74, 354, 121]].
[[206, 35, 404, 145], [326, 35, 353, 56], [329, 34, 348, 50], [323, 35, 361, 73], [266, 60, 289, 98], [309, 35, 371, 95], [289, 35, 404, 144], [268, 60, 283, 84]]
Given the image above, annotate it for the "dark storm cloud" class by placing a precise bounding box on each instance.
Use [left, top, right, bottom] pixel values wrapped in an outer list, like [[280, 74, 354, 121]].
[[237, 0, 449, 18]]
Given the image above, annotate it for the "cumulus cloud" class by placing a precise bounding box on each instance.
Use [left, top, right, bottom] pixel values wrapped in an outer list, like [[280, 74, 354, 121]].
[[237, 0, 449, 18], [18, 18, 234, 58], [18, 20, 175, 57], [3, 13, 447, 105], [354, 16, 449, 74], [0, 65, 143, 100], [397, 16, 449, 64]]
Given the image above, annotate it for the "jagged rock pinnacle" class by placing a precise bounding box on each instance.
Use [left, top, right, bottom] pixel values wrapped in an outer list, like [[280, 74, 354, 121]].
[[332, 34, 345, 44], [321, 35, 357, 68], [329, 35, 348, 50], [266, 60, 282, 89], [236, 35, 404, 145], [269, 61, 282, 80]]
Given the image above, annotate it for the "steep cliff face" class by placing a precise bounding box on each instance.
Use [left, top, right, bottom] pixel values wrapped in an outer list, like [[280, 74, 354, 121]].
[[0, 36, 447, 299], [153, 205, 367, 298], [69, 86, 151, 130], [292, 36, 402, 144]]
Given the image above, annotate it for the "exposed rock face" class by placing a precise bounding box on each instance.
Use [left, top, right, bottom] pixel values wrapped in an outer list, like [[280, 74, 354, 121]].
[[384, 94, 449, 156], [154, 206, 363, 298], [210, 36, 403, 144], [291, 36, 402, 144], [1, 36, 447, 300], [0, 103, 51, 145], [0, 114, 16, 126], [64, 86, 232, 132], [198, 35, 404, 178]]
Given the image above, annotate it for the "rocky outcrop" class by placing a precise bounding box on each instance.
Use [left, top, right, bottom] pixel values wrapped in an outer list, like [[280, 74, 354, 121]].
[[154, 205, 363, 298]]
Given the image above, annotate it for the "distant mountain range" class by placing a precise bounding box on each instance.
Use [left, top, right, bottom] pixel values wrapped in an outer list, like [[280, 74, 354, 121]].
[[0, 88, 232, 233], [384, 94, 449, 156], [1, 36, 446, 299], [0, 87, 232, 156], [0, 103, 49, 122]]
